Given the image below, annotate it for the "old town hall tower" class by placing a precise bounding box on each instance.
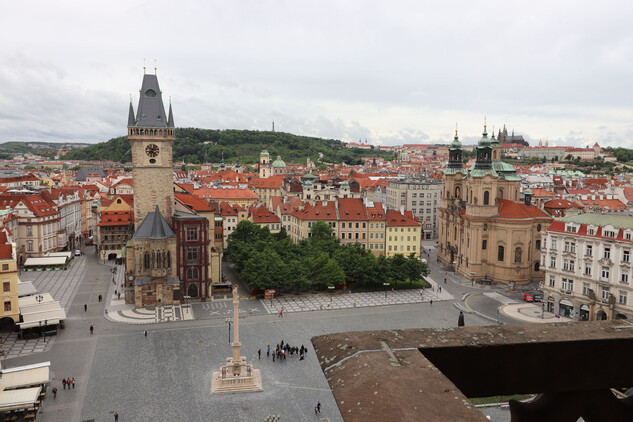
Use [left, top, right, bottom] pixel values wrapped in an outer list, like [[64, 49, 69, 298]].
[[125, 72, 180, 307]]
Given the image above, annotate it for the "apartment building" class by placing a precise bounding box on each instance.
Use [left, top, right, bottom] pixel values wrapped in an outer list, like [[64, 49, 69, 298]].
[[542, 213, 633, 321], [385, 178, 440, 239], [0, 230, 19, 323], [385, 210, 422, 258]]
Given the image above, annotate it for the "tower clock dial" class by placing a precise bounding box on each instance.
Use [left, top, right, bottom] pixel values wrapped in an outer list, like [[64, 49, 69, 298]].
[[145, 144, 160, 157]]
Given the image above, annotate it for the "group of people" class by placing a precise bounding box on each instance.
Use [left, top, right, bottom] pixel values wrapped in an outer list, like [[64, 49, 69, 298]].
[[52, 377, 76, 399], [262, 341, 308, 362]]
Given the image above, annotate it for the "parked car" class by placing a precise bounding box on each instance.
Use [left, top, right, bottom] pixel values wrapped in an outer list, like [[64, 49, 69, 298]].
[[532, 294, 543, 302], [522, 293, 534, 302], [74, 250, 81, 256]]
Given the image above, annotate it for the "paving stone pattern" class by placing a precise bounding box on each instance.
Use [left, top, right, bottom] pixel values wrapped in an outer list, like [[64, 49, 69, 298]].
[[20, 255, 88, 310], [0, 332, 53, 358], [263, 287, 452, 314]]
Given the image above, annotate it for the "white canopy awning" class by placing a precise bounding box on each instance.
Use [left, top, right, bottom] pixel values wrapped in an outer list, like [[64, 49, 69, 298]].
[[0, 362, 49, 391], [0, 387, 42, 411], [23, 257, 67, 267]]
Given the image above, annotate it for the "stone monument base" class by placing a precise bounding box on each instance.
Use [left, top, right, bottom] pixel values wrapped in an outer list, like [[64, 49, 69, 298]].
[[211, 357, 262, 394]]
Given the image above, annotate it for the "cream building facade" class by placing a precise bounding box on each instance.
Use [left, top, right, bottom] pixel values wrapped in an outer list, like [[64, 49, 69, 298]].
[[541, 213, 633, 321]]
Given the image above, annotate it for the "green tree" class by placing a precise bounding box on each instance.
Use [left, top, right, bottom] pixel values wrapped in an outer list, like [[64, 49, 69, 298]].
[[317, 258, 345, 288]]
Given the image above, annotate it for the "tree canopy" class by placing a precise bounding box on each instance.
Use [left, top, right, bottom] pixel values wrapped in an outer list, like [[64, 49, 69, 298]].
[[226, 220, 430, 293]]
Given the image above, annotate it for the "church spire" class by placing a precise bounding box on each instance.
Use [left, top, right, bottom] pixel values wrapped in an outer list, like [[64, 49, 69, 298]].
[[167, 98, 174, 128], [128, 99, 136, 127], [135, 74, 169, 128]]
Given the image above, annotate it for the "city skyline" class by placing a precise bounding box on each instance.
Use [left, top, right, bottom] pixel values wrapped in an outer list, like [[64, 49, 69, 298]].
[[1, 1, 632, 148]]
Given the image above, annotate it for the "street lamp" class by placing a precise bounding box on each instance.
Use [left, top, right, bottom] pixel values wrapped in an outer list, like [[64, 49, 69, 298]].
[[224, 317, 232, 344], [36, 295, 44, 303], [542, 302, 545, 319], [383, 282, 390, 299], [328, 285, 335, 303]]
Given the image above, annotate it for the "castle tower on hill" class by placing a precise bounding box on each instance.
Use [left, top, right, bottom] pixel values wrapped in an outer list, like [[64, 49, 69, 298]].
[[125, 73, 180, 307]]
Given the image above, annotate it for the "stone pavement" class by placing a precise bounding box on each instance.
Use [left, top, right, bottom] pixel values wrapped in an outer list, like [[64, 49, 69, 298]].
[[0, 332, 54, 359], [263, 285, 452, 315], [19, 254, 88, 310], [500, 303, 574, 324]]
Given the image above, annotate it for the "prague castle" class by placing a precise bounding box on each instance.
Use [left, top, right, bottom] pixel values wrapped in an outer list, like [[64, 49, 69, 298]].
[[437, 125, 552, 285]]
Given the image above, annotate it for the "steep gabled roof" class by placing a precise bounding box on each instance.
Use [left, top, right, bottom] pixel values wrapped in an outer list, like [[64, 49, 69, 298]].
[[386, 210, 420, 227], [175, 192, 214, 212], [130, 74, 169, 128], [133, 205, 175, 239], [337, 198, 368, 220], [251, 206, 280, 224]]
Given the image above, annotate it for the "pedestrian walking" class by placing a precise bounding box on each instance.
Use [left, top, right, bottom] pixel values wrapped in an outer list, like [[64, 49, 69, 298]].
[[438, 286, 442, 293], [430, 299, 433, 306], [114, 411, 119, 422], [72, 378, 76, 389], [279, 308, 284, 317], [84, 304, 87, 312], [317, 402, 321, 413], [144, 330, 148, 337], [62, 378, 67, 390], [444, 278, 447, 284], [52, 387, 57, 399], [272, 353, 275, 362], [315, 406, 319, 415], [118, 292, 121, 300], [98, 294, 102, 302], [458, 311, 465, 327], [267, 345, 270, 357], [89, 324, 94, 335], [258, 349, 261, 359]]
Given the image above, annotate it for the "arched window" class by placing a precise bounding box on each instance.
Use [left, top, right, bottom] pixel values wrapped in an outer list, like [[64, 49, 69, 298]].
[[144, 252, 150, 270], [514, 247, 522, 263], [483, 191, 490, 205], [166, 251, 171, 269], [498, 245, 505, 262], [482, 239, 487, 250], [455, 186, 461, 199], [497, 188, 504, 200], [156, 250, 161, 268], [535, 240, 541, 250], [534, 262, 540, 271], [162, 250, 166, 268], [186, 268, 199, 280], [151, 250, 155, 268]]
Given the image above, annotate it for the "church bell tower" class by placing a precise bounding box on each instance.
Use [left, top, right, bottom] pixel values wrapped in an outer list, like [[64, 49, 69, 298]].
[[128, 73, 176, 229]]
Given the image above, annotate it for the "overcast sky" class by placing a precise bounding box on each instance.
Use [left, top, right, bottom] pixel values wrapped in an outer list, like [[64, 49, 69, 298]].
[[1, 1, 632, 148]]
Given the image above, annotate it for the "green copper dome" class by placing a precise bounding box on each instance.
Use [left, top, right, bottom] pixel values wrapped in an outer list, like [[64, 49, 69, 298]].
[[478, 126, 491, 147], [272, 156, 286, 168], [450, 129, 462, 149], [260, 150, 270, 157]]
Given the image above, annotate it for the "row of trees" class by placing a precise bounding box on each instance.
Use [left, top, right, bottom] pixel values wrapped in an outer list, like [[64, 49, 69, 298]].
[[226, 220, 429, 293]]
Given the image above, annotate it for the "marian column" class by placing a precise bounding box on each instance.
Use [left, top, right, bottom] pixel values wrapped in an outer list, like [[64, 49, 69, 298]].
[[211, 284, 262, 393]]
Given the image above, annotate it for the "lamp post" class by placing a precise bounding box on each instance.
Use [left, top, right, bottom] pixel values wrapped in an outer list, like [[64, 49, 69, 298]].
[[36, 295, 44, 303], [224, 317, 232, 344], [383, 282, 390, 299], [542, 302, 545, 319], [328, 285, 335, 303]]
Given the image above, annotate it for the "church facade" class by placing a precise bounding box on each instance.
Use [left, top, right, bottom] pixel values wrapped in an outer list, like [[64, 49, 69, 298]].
[[437, 126, 552, 286]]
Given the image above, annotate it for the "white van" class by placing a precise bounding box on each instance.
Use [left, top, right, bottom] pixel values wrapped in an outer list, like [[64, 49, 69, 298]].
[[74, 250, 81, 256]]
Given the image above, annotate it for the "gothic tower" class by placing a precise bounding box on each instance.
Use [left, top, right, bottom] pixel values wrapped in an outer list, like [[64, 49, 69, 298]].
[[128, 74, 175, 229]]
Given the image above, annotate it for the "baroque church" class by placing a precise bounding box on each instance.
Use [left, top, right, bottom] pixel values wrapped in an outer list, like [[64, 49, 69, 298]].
[[437, 125, 552, 285]]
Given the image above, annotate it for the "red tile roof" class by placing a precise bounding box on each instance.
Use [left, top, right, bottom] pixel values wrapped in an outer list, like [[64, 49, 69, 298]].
[[194, 187, 257, 200], [292, 201, 338, 221], [98, 210, 132, 226], [496, 199, 552, 220], [386, 210, 420, 227], [250, 206, 280, 224], [367, 202, 386, 220], [248, 176, 285, 190], [337, 198, 367, 221], [175, 192, 214, 212]]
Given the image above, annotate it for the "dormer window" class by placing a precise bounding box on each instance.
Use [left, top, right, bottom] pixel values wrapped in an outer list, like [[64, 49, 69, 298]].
[[144, 89, 157, 98], [604, 230, 616, 238], [566, 225, 577, 233]]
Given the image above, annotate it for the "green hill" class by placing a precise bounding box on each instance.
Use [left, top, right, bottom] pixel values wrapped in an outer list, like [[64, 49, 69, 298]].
[[64, 128, 393, 165]]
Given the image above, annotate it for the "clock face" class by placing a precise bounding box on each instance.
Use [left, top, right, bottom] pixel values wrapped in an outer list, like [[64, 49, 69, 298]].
[[145, 144, 160, 158]]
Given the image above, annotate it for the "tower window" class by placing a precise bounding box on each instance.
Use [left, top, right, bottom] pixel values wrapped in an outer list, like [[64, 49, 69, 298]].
[[483, 191, 490, 205], [145, 89, 157, 98]]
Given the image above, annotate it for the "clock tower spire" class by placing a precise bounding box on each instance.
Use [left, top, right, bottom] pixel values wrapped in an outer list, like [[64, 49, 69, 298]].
[[128, 73, 175, 229]]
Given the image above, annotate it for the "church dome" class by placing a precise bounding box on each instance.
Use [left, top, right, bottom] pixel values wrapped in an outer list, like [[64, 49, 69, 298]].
[[272, 156, 286, 168], [450, 129, 462, 149], [260, 150, 270, 157], [478, 125, 491, 147]]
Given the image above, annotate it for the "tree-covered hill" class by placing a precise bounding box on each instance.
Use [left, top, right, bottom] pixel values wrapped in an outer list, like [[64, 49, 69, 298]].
[[64, 128, 395, 165]]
